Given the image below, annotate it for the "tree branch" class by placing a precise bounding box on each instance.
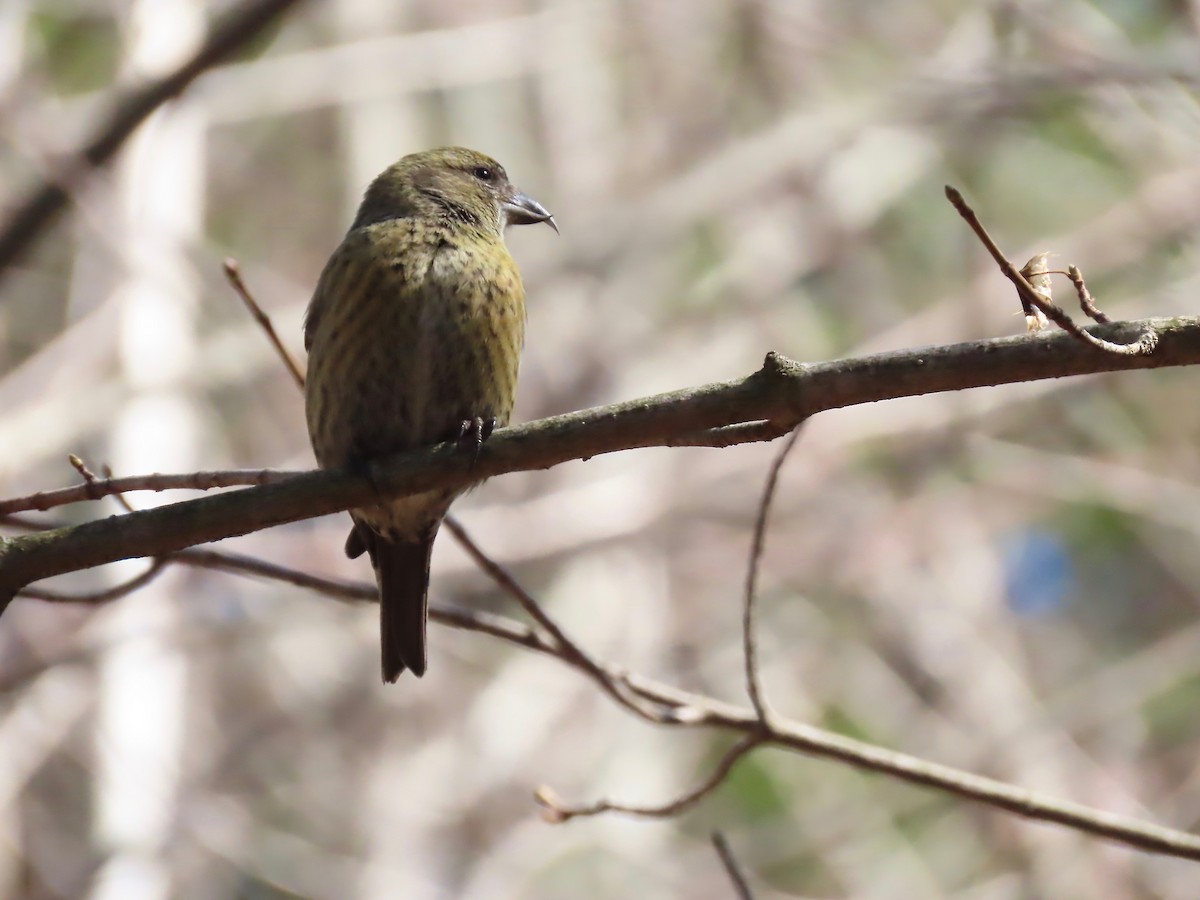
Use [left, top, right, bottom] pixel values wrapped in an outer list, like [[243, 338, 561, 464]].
[[12, 485, 1200, 861], [1, 317, 1198, 605]]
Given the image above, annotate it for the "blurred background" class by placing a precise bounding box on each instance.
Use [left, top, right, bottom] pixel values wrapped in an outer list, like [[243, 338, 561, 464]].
[[2, 0, 1200, 897]]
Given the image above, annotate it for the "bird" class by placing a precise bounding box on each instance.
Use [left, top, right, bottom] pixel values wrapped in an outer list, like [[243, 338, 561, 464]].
[[303, 147, 556, 682]]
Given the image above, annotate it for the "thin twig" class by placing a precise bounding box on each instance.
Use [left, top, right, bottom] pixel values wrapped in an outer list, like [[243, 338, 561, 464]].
[[535, 734, 764, 823], [100, 464, 137, 514], [70, 455, 139, 515], [1067, 264, 1111, 323], [0, 468, 300, 516], [743, 426, 804, 724], [1034, 267, 1112, 324], [173, 547, 371, 602], [67, 454, 102, 495], [12, 509, 1200, 862], [223, 258, 306, 389], [172, 545, 551, 652], [444, 515, 673, 721], [20, 557, 168, 604], [0, 514, 49, 532], [711, 832, 755, 900], [944, 186, 1154, 355], [3, 514, 553, 655]]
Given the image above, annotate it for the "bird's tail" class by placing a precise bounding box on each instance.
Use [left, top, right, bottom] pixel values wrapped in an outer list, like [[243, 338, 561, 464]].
[[352, 522, 437, 681]]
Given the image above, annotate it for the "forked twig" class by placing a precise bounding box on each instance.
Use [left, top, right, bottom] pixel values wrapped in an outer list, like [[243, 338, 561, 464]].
[[1028, 266, 1112, 324], [11, 510, 1200, 861], [535, 734, 764, 823], [944, 186, 1155, 355]]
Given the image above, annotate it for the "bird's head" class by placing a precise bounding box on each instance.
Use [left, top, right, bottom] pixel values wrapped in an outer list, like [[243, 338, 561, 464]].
[[353, 147, 556, 236]]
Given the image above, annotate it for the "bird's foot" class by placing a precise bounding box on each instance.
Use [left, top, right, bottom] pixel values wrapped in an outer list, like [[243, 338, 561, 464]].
[[456, 416, 497, 468]]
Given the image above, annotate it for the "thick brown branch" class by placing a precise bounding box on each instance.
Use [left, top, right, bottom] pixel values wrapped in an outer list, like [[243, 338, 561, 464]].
[[1, 316, 1198, 605]]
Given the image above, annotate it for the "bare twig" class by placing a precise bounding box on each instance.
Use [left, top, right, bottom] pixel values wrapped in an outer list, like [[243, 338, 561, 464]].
[[172, 545, 552, 653], [20, 557, 168, 604], [223, 258, 306, 389], [0, 514, 553, 664], [100, 464, 138, 514], [0, 467, 300, 516], [535, 420, 808, 830], [711, 832, 755, 900], [444, 515, 671, 721], [67, 454, 101, 492], [944, 186, 1155, 355], [69, 455, 139, 515], [535, 734, 765, 823], [0, 0, 311, 285], [0, 515, 50, 533], [1067, 264, 1111, 323], [742, 426, 804, 724], [11, 508, 1200, 861], [69, 455, 142, 515], [1032, 266, 1112, 324], [6, 300, 1200, 859]]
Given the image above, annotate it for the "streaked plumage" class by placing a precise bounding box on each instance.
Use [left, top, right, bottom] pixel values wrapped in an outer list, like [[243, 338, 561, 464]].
[[304, 147, 554, 681]]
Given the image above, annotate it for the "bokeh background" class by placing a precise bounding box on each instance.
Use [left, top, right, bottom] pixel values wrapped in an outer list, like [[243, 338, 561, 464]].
[[3, 1, 1200, 897]]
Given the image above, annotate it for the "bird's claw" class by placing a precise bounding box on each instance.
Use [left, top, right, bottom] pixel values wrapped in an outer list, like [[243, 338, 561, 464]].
[[456, 416, 497, 467]]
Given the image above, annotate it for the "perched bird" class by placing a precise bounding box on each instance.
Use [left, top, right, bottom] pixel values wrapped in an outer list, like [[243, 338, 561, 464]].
[[304, 147, 555, 682]]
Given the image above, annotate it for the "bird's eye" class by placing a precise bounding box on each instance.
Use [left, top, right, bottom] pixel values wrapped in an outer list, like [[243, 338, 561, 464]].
[[473, 166, 494, 181]]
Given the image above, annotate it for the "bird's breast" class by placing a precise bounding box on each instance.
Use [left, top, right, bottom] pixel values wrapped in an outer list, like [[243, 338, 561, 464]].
[[306, 226, 527, 470], [414, 238, 526, 431]]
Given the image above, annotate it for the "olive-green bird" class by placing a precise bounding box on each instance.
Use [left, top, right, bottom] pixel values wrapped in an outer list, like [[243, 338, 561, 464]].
[[304, 147, 555, 682]]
